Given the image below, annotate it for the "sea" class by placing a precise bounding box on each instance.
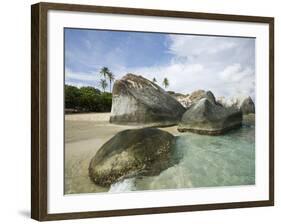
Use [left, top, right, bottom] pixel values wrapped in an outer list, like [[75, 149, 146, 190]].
[[109, 124, 255, 193]]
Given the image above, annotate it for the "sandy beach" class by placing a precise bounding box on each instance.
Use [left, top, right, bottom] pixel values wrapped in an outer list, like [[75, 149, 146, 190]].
[[64, 112, 179, 194]]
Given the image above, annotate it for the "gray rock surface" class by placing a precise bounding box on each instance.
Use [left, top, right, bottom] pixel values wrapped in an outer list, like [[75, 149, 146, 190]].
[[240, 96, 255, 114], [110, 74, 186, 126], [89, 128, 178, 187], [178, 98, 242, 135]]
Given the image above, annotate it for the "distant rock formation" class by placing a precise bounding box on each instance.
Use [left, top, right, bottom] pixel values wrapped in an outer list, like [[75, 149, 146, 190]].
[[178, 98, 242, 135], [168, 92, 191, 108], [189, 90, 217, 105], [169, 89, 217, 109], [88, 128, 178, 187], [110, 74, 186, 126], [240, 96, 255, 114], [217, 96, 255, 114]]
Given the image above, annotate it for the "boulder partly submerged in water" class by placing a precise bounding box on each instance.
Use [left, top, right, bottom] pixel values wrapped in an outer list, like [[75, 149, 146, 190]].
[[110, 74, 186, 127], [89, 128, 178, 187], [178, 98, 242, 135]]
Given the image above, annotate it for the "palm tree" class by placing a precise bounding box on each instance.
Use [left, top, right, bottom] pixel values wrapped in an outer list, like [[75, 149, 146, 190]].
[[100, 79, 108, 93], [107, 72, 115, 92], [162, 77, 169, 89], [100, 67, 110, 80], [152, 77, 157, 83]]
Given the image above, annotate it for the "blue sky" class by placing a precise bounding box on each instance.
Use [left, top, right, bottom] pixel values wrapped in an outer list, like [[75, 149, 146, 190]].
[[65, 28, 255, 99]]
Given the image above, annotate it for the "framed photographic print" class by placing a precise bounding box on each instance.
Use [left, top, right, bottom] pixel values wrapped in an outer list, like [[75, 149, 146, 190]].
[[31, 2, 274, 221]]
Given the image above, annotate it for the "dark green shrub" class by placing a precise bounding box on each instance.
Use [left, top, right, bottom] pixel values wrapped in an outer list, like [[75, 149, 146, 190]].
[[65, 85, 112, 113]]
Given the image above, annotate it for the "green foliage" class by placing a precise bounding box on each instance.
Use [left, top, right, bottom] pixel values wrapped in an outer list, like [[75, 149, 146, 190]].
[[107, 72, 115, 92], [99, 67, 115, 92], [80, 86, 101, 95], [65, 84, 112, 113], [99, 79, 108, 93], [100, 67, 110, 79], [65, 85, 82, 109], [163, 77, 169, 89]]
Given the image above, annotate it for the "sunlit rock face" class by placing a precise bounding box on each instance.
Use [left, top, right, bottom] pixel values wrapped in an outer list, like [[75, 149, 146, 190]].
[[110, 74, 186, 127]]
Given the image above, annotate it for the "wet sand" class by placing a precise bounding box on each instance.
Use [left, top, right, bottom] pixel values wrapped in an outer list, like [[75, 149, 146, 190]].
[[64, 112, 178, 194]]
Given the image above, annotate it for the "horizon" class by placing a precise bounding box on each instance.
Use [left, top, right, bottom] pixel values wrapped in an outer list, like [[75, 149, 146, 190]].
[[65, 28, 255, 100]]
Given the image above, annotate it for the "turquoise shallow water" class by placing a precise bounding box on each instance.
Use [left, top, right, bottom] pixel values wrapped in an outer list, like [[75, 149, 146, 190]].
[[109, 125, 255, 192]]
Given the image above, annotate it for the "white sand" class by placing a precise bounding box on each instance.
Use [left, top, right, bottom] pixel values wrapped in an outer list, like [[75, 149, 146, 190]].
[[66, 112, 111, 122]]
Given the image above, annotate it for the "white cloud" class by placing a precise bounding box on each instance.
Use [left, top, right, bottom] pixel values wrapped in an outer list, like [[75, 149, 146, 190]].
[[219, 64, 255, 99], [168, 35, 237, 60], [65, 68, 104, 90], [126, 62, 204, 94], [163, 35, 255, 99], [220, 63, 254, 83], [65, 80, 87, 88], [66, 69, 97, 82], [220, 63, 242, 80]]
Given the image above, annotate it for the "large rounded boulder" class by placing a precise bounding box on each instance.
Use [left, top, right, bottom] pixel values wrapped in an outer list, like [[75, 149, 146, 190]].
[[89, 128, 178, 187], [110, 74, 186, 126], [178, 98, 242, 135]]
